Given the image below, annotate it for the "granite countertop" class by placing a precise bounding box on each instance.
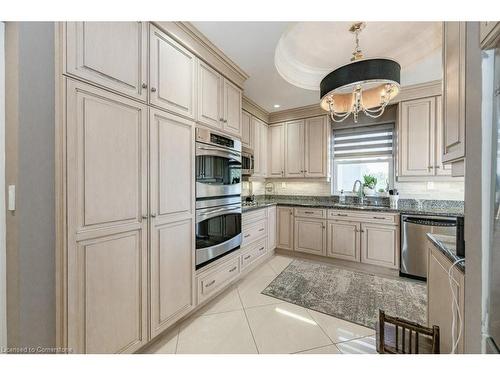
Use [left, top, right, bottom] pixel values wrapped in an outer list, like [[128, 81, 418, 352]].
[[241, 196, 464, 217], [426, 233, 465, 272]]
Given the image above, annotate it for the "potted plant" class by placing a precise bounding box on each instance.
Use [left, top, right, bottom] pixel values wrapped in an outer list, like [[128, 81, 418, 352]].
[[362, 174, 377, 196]]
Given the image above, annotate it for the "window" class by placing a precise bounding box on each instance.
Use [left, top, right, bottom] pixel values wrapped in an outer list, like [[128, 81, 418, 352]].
[[332, 125, 394, 194]]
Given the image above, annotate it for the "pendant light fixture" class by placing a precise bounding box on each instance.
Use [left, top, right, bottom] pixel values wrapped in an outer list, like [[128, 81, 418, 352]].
[[320, 22, 401, 123]]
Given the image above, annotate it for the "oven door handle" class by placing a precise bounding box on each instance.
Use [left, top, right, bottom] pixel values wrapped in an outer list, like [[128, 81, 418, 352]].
[[196, 206, 242, 223], [197, 146, 242, 163]]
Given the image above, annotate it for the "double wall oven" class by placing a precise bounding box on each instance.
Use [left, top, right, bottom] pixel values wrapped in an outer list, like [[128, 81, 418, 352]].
[[195, 128, 242, 269]]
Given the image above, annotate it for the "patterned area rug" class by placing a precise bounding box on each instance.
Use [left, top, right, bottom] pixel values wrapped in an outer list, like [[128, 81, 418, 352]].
[[262, 259, 427, 329]]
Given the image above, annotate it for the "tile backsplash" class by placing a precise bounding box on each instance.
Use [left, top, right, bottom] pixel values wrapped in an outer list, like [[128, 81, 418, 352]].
[[242, 179, 464, 201]]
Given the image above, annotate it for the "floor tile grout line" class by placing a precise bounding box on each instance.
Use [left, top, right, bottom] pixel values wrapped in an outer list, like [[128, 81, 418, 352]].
[[237, 287, 260, 354], [303, 308, 335, 346], [292, 343, 339, 354]]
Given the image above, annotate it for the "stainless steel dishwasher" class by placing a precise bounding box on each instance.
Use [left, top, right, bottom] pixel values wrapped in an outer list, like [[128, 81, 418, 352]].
[[400, 215, 457, 280]]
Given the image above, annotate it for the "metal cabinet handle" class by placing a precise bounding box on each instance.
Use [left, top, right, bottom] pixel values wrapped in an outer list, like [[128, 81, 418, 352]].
[[259, 247, 265, 251], [435, 165, 440, 169], [244, 255, 251, 260], [205, 280, 216, 287], [142, 83, 148, 89], [151, 87, 157, 92], [151, 213, 157, 218], [304, 211, 315, 214], [219, 118, 224, 122], [229, 266, 237, 273], [258, 228, 265, 232], [337, 213, 348, 217], [244, 234, 250, 238], [142, 215, 148, 219], [372, 216, 385, 220]]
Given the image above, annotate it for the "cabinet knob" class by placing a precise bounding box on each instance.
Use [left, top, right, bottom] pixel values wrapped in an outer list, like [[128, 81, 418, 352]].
[[142, 83, 148, 89], [142, 215, 147, 219], [151, 213, 157, 218], [220, 118, 224, 122], [151, 87, 157, 92]]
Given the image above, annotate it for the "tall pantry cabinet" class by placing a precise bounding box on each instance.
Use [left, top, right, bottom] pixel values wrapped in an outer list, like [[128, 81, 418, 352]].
[[60, 22, 243, 353]]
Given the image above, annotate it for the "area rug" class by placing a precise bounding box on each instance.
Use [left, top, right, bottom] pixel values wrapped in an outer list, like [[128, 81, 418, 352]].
[[262, 259, 426, 330]]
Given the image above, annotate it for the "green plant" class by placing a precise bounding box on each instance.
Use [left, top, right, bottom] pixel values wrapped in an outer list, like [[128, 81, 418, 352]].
[[363, 174, 377, 189]]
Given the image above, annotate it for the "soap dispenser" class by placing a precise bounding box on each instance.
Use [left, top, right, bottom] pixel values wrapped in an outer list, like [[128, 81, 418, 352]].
[[339, 189, 346, 204]]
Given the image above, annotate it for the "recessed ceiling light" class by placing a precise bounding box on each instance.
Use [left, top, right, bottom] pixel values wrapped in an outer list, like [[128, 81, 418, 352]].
[[273, 104, 281, 108]]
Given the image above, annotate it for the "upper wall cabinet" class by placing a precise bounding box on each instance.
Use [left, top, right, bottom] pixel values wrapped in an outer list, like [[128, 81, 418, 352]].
[[252, 116, 268, 177], [241, 110, 253, 148], [223, 79, 243, 137], [65, 22, 148, 101], [149, 25, 196, 120], [268, 123, 285, 178]]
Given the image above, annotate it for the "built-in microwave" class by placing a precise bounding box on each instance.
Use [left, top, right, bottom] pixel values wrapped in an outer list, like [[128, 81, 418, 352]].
[[241, 147, 254, 176]]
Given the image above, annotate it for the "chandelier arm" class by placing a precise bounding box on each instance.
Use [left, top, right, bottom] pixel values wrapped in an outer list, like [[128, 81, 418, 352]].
[[329, 110, 353, 123]]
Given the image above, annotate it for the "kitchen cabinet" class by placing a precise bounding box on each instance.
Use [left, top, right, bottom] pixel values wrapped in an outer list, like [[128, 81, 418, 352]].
[[277, 207, 294, 250], [253, 117, 268, 177], [360, 223, 399, 269], [196, 60, 242, 136], [294, 217, 327, 256], [285, 119, 305, 177], [268, 123, 285, 177], [398, 95, 451, 178], [149, 109, 195, 339], [65, 22, 148, 101], [327, 220, 360, 262], [442, 22, 466, 164], [480, 21, 500, 50], [149, 25, 196, 120], [241, 110, 252, 148], [66, 79, 148, 353], [427, 241, 465, 353], [267, 206, 277, 251]]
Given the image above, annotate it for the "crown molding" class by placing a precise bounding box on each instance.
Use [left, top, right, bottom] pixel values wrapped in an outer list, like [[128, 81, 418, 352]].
[[152, 21, 249, 89], [242, 96, 270, 123], [395, 79, 443, 102], [269, 103, 325, 124]]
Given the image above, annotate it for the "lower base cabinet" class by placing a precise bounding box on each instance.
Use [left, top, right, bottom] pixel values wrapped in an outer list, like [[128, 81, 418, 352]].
[[267, 206, 277, 250], [277, 207, 294, 250], [327, 221, 360, 262], [294, 217, 327, 256], [360, 223, 399, 269]]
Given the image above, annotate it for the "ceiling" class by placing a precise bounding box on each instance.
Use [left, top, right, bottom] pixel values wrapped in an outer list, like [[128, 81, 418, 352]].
[[192, 22, 443, 113]]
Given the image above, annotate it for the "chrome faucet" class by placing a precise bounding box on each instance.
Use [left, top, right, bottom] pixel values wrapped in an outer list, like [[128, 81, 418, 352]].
[[352, 180, 364, 204]]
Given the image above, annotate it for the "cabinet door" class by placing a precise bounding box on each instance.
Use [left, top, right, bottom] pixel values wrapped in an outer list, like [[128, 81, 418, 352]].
[[277, 207, 294, 250], [269, 123, 285, 178], [149, 108, 195, 338], [260, 122, 268, 177], [304, 116, 329, 177], [427, 245, 464, 353], [149, 25, 196, 119], [241, 111, 252, 148], [442, 22, 466, 163], [66, 22, 148, 101], [294, 218, 327, 256], [252, 117, 267, 177], [399, 97, 436, 177], [360, 223, 399, 269], [327, 221, 360, 262], [66, 79, 148, 353], [434, 96, 452, 176], [267, 206, 277, 251], [223, 79, 242, 136], [197, 60, 222, 129], [285, 120, 305, 177]]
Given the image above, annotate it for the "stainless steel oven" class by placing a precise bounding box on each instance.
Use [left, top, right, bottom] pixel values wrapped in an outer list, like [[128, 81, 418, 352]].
[[196, 128, 242, 199], [195, 197, 242, 269], [241, 146, 254, 176]]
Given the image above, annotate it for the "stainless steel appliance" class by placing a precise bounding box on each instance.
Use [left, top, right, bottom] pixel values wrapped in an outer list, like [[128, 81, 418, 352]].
[[400, 215, 458, 280], [195, 196, 242, 269], [195, 128, 242, 199], [241, 147, 254, 176]]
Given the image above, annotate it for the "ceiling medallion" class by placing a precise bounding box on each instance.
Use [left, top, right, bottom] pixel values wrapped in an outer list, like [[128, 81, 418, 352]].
[[320, 22, 401, 123]]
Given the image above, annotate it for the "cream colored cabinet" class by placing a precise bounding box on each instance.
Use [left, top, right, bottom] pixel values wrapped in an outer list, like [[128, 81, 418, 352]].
[[267, 206, 277, 251], [442, 22, 466, 164], [427, 242, 464, 353], [285, 119, 305, 177], [197, 60, 223, 130], [149, 109, 195, 339], [241, 110, 253, 148], [65, 22, 148, 101], [398, 96, 451, 178], [294, 218, 327, 256], [149, 25, 196, 120], [327, 220, 360, 262], [360, 223, 399, 269], [304, 116, 329, 177], [277, 207, 294, 250], [268, 123, 285, 177], [253, 117, 268, 177], [223, 79, 242, 137], [66, 79, 148, 353]]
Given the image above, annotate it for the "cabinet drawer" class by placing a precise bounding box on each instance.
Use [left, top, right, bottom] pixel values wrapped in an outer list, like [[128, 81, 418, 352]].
[[328, 210, 398, 225], [242, 219, 267, 247], [197, 257, 240, 303], [241, 239, 267, 270], [242, 208, 267, 226], [294, 207, 326, 219]]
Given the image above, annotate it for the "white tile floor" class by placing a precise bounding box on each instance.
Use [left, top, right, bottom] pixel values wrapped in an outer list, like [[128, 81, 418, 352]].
[[147, 254, 377, 354]]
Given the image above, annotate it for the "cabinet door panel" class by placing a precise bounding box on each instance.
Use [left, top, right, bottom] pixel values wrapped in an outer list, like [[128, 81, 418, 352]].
[[360, 223, 399, 269], [327, 221, 360, 262], [435, 96, 452, 175], [285, 120, 304, 177], [150, 26, 196, 119], [304, 116, 328, 177], [66, 22, 148, 101], [267, 206, 277, 251], [241, 111, 252, 148], [269, 124, 285, 177], [277, 207, 294, 250], [197, 61, 222, 129], [294, 218, 326, 256], [260, 122, 268, 177], [223, 79, 242, 136], [399, 98, 435, 176]]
